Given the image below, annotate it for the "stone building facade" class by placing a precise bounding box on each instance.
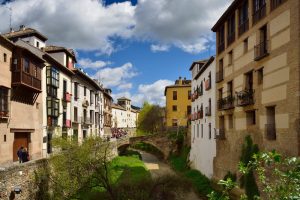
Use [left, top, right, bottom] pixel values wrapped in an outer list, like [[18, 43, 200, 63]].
[[211, 0, 300, 180]]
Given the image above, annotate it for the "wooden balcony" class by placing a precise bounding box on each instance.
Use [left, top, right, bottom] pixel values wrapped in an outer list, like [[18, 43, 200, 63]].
[[271, 0, 286, 11], [236, 90, 254, 106], [265, 124, 276, 140], [12, 71, 41, 92], [254, 40, 269, 61], [216, 70, 224, 83], [216, 129, 226, 140], [218, 96, 235, 110], [227, 32, 235, 46], [252, 4, 266, 25], [218, 42, 225, 54], [238, 19, 249, 36]]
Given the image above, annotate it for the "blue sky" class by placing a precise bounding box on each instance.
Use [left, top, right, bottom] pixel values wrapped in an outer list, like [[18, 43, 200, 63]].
[[0, 0, 229, 106]]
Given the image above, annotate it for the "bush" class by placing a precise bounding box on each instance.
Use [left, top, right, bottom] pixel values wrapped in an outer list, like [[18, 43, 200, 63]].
[[184, 169, 213, 196]]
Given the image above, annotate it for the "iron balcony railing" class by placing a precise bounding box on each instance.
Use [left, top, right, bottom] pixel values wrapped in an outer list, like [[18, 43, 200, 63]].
[[238, 19, 249, 36], [271, 0, 286, 11], [254, 40, 269, 61], [236, 89, 255, 106], [265, 123, 276, 140], [216, 70, 224, 83], [252, 3, 266, 25], [215, 129, 226, 140], [218, 96, 235, 110]]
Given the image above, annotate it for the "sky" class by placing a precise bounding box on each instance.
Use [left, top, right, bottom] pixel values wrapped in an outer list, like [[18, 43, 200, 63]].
[[0, 0, 230, 106]]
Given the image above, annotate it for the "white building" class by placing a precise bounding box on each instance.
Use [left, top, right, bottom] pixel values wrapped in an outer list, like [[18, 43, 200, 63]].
[[111, 97, 139, 129], [189, 56, 216, 178]]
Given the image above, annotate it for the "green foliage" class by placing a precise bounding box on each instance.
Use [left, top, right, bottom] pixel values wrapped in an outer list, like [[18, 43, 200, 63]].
[[118, 148, 142, 160], [169, 146, 190, 171], [207, 178, 237, 200], [184, 169, 213, 196], [239, 135, 260, 199], [131, 142, 164, 160], [223, 171, 237, 182], [137, 102, 164, 134]]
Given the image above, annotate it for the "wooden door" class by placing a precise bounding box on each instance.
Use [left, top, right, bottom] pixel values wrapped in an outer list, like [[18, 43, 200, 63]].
[[13, 132, 29, 161]]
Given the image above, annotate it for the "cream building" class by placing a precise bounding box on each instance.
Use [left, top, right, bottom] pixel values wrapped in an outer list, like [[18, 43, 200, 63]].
[[189, 57, 216, 178], [211, 0, 300, 180]]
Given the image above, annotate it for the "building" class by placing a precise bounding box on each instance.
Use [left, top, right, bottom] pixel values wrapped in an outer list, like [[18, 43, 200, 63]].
[[189, 57, 216, 178], [0, 33, 45, 164], [164, 77, 192, 128], [103, 88, 113, 135], [211, 0, 300, 180], [112, 97, 139, 129]]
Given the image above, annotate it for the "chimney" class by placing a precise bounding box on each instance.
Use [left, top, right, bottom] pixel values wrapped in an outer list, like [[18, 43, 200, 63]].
[[19, 25, 25, 31], [10, 28, 14, 33], [178, 76, 182, 85]]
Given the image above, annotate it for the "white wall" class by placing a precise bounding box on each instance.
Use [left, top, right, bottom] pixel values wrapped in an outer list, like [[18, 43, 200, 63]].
[[22, 36, 46, 49], [190, 59, 216, 178], [112, 108, 127, 128]]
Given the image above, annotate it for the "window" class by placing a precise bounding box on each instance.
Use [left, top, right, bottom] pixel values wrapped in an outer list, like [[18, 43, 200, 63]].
[[0, 87, 9, 115], [197, 124, 199, 138], [208, 123, 211, 139], [173, 91, 177, 100], [74, 107, 78, 122], [238, 1, 249, 36], [172, 119, 178, 127], [227, 81, 233, 97], [218, 25, 225, 53], [84, 87, 87, 96], [4, 134, 6, 142], [47, 97, 59, 117], [188, 90, 191, 100], [36, 41, 39, 48], [23, 58, 30, 73], [266, 106, 276, 140], [228, 51, 233, 65], [90, 110, 94, 124], [63, 80, 67, 95], [228, 114, 234, 129], [90, 91, 94, 104], [46, 66, 59, 97], [246, 110, 256, 125], [63, 111, 67, 127], [187, 105, 191, 115], [201, 124, 203, 138], [244, 38, 248, 53], [257, 68, 263, 84], [245, 71, 253, 91], [271, 0, 286, 11], [253, 0, 266, 25], [74, 82, 79, 100], [227, 14, 235, 45], [3, 53, 7, 62], [172, 105, 177, 111]]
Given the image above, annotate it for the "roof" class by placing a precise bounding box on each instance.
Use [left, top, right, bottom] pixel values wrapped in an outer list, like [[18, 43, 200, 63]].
[[44, 45, 77, 62], [111, 103, 126, 111], [73, 68, 102, 90], [2, 27, 48, 41], [0, 35, 14, 50], [189, 59, 208, 71], [194, 56, 215, 80], [211, 0, 241, 32], [118, 97, 131, 101], [164, 83, 191, 96]]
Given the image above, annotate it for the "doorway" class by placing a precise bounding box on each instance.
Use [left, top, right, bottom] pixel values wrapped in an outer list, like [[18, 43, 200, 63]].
[[13, 132, 30, 161]]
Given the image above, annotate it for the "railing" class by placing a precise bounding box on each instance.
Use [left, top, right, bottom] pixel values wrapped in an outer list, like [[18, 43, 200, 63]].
[[216, 70, 224, 83], [12, 71, 41, 91], [218, 42, 225, 54], [252, 4, 266, 25], [216, 129, 226, 140], [271, 0, 286, 11], [81, 117, 92, 125], [198, 110, 203, 119], [227, 32, 235, 46], [236, 90, 254, 106], [205, 106, 211, 116], [238, 19, 249, 36], [218, 96, 235, 110], [265, 123, 276, 140], [63, 92, 72, 102], [254, 40, 269, 60], [205, 79, 211, 91]]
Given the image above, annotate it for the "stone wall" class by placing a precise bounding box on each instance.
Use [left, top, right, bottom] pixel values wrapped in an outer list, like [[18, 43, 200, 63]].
[[0, 159, 47, 200]]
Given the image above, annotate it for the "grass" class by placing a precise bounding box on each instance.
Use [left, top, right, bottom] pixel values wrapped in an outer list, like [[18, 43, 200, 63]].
[[118, 149, 142, 160]]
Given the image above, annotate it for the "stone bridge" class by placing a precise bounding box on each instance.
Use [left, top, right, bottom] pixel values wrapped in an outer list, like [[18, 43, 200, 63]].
[[116, 134, 175, 159]]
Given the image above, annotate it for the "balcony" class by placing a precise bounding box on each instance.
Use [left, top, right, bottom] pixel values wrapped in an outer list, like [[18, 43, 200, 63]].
[[252, 4, 266, 25], [0, 110, 9, 118], [215, 129, 226, 140], [254, 40, 269, 61], [271, 0, 286, 11], [218, 42, 225, 54], [205, 107, 211, 116], [218, 96, 235, 110], [198, 110, 203, 119], [265, 124, 276, 140], [236, 90, 254, 106], [63, 119, 72, 128], [227, 32, 235, 46], [238, 19, 249, 36], [216, 70, 224, 83], [81, 117, 92, 125], [205, 79, 211, 91], [63, 92, 72, 102], [12, 71, 41, 92]]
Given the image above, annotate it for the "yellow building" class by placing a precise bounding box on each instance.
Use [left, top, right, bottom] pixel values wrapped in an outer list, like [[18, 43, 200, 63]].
[[164, 77, 191, 128]]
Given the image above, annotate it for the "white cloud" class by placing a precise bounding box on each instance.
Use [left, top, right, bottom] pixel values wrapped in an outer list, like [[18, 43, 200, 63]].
[[150, 44, 170, 52], [117, 83, 132, 90], [93, 62, 138, 88], [0, 0, 135, 55], [78, 58, 111, 70], [134, 0, 229, 54]]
